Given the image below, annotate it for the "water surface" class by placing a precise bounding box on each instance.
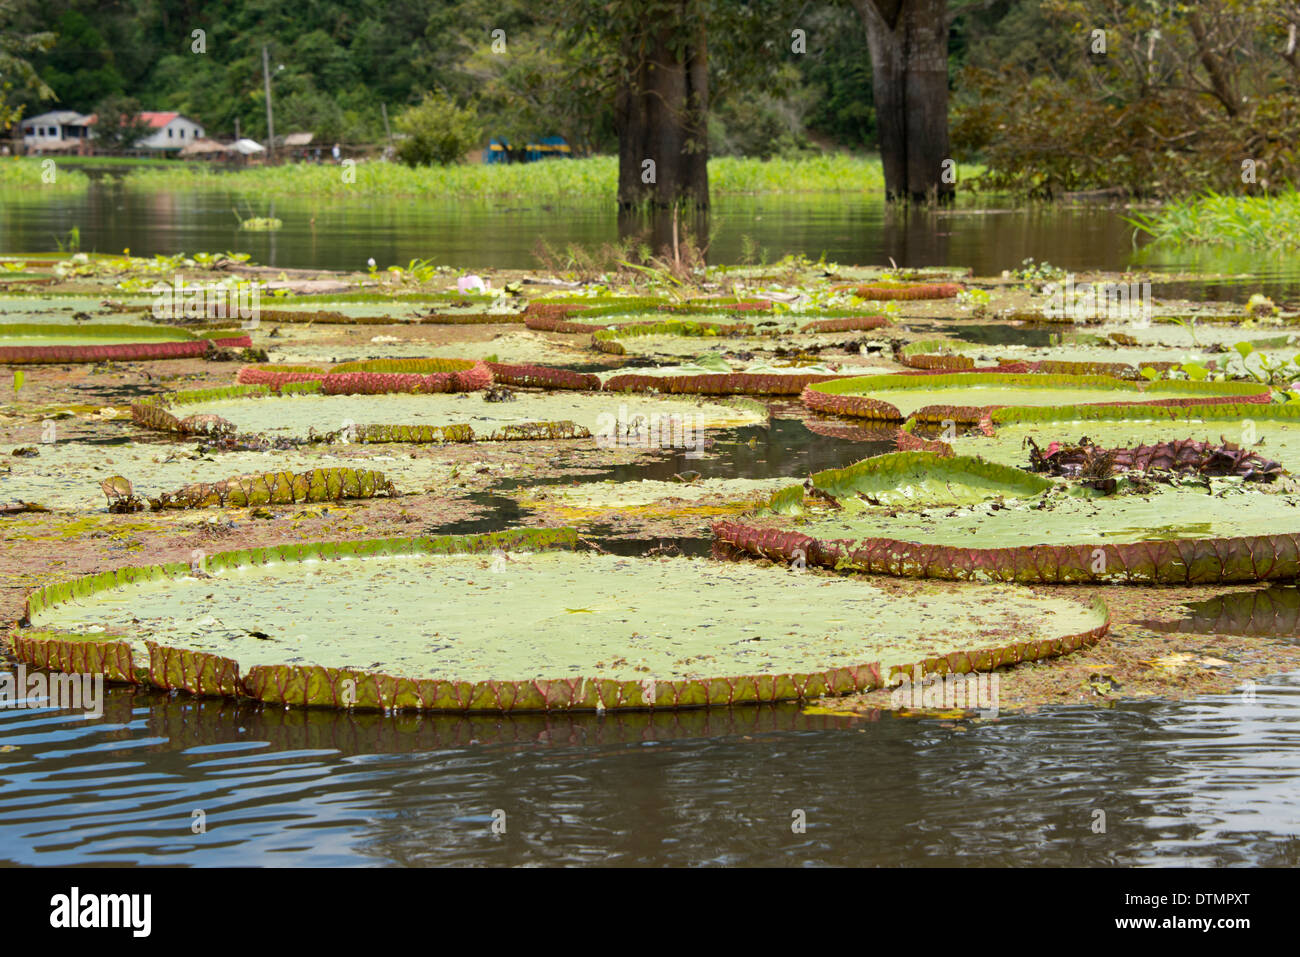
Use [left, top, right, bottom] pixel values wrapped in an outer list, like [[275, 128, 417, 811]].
[[4, 181, 1298, 300], [1, 672, 1296, 866]]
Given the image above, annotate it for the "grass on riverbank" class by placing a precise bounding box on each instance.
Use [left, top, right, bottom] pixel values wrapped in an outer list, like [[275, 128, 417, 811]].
[[117, 153, 893, 199], [1129, 189, 1300, 248], [54, 155, 176, 168], [0, 157, 90, 191]]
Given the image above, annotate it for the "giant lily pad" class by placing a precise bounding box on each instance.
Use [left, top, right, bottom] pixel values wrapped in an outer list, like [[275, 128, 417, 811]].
[[16, 528, 1108, 711], [716, 449, 1300, 584], [0, 322, 249, 363], [0, 442, 470, 511], [758, 451, 1055, 513], [801, 371, 1271, 422], [131, 383, 765, 443], [515, 476, 792, 521], [237, 358, 491, 392], [951, 402, 1300, 473]]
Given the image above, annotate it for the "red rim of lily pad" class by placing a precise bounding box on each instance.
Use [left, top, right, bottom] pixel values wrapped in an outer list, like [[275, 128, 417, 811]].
[[0, 336, 251, 364]]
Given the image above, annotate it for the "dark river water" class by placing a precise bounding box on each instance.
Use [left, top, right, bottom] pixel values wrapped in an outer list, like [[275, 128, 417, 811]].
[[3, 181, 1300, 867], [3, 178, 1300, 299], [2, 671, 1297, 866]]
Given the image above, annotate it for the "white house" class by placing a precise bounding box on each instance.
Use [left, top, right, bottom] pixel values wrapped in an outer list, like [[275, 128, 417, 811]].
[[17, 110, 205, 154], [18, 111, 95, 152], [130, 112, 206, 151]]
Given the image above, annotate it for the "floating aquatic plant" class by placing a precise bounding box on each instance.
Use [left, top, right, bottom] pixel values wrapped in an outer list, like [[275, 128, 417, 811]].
[[130, 383, 768, 444], [147, 467, 397, 509], [602, 370, 850, 396], [591, 320, 755, 355], [798, 316, 890, 334], [0, 323, 250, 364], [801, 371, 1272, 423], [848, 282, 963, 301], [715, 444, 1300, 585], [14, 528, 1108, 712], [237, 359, 492, 393]]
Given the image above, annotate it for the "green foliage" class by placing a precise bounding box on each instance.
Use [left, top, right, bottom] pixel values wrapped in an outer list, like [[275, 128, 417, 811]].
[[53, 225, 79, 252], [120, 153, 887, 199], [711, 66, 814, 160], [1130, 191, 1300, 248], [0, 0, 55, 131], [394, 92, 482, 167], [953, 0, 1300, 196], [92, 94, 151, 151], [792, 4, 874, 146], [1007, 258, 1066, 282], [0, 158, 88, 190]]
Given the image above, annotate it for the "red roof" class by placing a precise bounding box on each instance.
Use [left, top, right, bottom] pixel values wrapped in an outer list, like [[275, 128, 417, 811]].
[[82, 111, 196, 129], [139, 112, 180, 128]]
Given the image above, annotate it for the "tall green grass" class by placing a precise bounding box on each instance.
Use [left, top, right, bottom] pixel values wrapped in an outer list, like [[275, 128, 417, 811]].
[[122, 153, 890, 199], [0, 157, 91, 191], [1128, 189, 1300, 247]]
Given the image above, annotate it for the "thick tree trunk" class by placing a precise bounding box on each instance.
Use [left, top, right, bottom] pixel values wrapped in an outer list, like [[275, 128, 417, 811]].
[[615, 3, 709, 210], [853, 0, 953, 202], [864, 17, 907, 198]]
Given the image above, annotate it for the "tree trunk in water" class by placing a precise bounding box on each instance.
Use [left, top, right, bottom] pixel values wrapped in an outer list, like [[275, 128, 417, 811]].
[[615, 4, 709, 211], [854, 0, 953, 202]]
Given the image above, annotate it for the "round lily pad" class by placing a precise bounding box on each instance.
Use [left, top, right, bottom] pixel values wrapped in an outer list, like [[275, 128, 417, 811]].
[[801, 371, 1271, 423], [136, 386, 766, 443], [17, 529, 1108, 712], [717, 448, 1300, 585], [952, 402, 1300, 473], [0, 323, 249, 362], [0, 441, 470, 511]]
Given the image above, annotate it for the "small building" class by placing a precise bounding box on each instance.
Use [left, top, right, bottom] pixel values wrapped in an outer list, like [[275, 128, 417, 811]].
[[277, 132, 316, 161], [18, 111, 95, 154], [179, 138, 232, 161], [15, 110, 207, 155], [132, 112, 206, 152]]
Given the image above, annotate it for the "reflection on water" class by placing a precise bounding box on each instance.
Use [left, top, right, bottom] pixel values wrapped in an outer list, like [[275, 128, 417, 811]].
[[431, 415, 884, 537], [517, 416, 890, 489], [8, 181, 1300, 294], [1, 672, 1297, 866], [1145, 584, 1300, 638], [947, 324, 1059, 347]]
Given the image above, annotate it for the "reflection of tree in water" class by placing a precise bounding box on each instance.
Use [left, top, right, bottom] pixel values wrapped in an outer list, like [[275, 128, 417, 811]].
[[602, 418, 892, 484], [1143, 585, 1300, 637]]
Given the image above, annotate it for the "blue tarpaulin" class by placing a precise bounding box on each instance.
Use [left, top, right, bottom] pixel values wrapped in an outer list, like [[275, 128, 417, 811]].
[[485, 136, 572, 164]]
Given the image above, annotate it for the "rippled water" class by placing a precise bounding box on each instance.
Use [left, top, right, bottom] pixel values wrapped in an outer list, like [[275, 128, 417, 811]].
[[1, 673, 1297, 866]]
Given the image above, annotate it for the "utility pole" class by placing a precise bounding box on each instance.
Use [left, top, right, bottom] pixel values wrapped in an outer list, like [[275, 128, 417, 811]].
[[234, 116, 241, 141], [262, 44, 275, 160], [380, 103, 392, 143]]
